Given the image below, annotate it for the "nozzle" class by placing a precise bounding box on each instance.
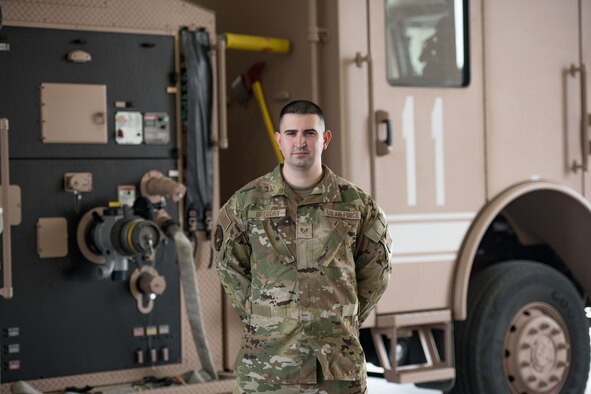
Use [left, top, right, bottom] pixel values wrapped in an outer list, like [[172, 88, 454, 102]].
[[140, 170, 186, 203]]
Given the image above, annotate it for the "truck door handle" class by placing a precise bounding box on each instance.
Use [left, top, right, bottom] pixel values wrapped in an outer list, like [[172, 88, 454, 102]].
[[570, 63, 588, 173], [376, 110, 393, 156], [0, 118, 13, 299]]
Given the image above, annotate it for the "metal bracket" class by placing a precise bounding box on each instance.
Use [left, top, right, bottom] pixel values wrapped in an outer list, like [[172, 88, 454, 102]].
[[371, 310, 455, 384]]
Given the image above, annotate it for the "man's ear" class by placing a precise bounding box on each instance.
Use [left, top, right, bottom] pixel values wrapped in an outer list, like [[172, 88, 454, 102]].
[[274, 131, 281, 146], [323, 130, 333, 149]]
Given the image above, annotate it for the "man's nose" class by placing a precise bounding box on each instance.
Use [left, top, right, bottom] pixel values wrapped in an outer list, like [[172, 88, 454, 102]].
[[295, 133, 306, 147]]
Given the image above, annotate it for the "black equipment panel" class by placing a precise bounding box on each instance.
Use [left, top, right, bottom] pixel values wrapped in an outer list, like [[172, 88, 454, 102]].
[[0, 26, 177, 159], [0, 27, 182, 382]]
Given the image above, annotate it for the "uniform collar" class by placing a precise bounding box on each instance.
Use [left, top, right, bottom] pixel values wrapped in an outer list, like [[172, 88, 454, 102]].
[[269, 164, 342, 203]]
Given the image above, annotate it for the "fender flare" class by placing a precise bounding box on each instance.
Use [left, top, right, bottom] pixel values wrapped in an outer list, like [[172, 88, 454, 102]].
[[453, 180, 591, 320]]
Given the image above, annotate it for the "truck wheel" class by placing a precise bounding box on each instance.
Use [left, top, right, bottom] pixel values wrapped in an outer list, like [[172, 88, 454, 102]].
[[451, 261, 589, 393]]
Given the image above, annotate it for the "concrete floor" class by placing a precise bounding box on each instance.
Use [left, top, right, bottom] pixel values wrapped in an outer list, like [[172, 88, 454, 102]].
[[365, 365, 591, 393], [365, 363, 437, 393], [366, 376, 591, 394], [367, 377, 437, 393]]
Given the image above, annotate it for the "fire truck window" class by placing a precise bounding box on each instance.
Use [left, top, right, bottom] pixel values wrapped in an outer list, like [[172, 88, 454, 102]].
[[385, 0, 469, 87]]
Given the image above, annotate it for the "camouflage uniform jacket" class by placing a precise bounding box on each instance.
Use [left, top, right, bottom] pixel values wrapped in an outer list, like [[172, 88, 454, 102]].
[[213, 165, 392, 385]]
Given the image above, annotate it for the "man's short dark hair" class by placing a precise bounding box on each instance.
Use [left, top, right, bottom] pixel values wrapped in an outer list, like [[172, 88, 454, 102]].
[[278, 100, 325, 131]]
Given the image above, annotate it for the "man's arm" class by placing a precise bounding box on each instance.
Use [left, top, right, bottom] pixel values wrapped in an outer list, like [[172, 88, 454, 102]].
[[213, 200, 252, 323], [355, 202, 393, 324]]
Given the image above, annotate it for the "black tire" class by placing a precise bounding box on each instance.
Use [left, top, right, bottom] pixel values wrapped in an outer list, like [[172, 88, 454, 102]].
[[450, 261, 589, 394], [450, 263, 511, 393]]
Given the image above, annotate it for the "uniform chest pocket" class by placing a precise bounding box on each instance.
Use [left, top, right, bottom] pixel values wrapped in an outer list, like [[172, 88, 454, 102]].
[[248, 218, 295, 265], [315, 220, 355, 271]]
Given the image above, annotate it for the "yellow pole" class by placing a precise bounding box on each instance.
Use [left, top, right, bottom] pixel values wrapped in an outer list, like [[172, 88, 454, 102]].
[[252, 81, 283, 163], [225, 33, 290, 53]]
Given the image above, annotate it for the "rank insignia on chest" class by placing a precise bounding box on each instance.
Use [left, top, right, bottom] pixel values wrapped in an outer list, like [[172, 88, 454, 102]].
[[297, 222, 313, 239]]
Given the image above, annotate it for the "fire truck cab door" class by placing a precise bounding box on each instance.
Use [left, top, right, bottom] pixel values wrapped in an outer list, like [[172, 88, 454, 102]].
[[366, 0, 485, 314], [583, 0, 591, 196], [484, 0, 584, 196]]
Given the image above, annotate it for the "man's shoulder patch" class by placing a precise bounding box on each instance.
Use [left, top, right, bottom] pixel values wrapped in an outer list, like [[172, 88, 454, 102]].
[[214, 225, 224, 251]]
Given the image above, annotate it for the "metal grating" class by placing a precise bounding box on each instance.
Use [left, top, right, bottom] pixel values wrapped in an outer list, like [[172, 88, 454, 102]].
[[1, 0, 214, 35]]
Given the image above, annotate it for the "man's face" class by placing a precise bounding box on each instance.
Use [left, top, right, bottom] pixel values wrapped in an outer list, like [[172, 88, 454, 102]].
[[275, 114, 332, 172]]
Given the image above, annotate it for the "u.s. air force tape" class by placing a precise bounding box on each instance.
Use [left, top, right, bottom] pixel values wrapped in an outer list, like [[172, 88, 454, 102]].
[[323, 209, 361, 220]]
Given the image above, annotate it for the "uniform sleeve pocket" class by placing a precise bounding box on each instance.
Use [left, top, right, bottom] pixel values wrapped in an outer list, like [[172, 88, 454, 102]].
[[364, 215, 392, 257], [365, 215, 386, 243]]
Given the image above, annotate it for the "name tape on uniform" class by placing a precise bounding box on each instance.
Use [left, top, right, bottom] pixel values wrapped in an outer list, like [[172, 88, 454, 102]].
[[323, 209, 361, 220], [248, 209, 287, 219]]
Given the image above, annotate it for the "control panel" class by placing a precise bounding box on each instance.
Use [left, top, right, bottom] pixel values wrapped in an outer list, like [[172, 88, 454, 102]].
[[0, 26, 182, 382]]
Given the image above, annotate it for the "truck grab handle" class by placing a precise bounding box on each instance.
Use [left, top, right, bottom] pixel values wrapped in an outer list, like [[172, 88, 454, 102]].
[[570, 63, 588, 173], [0, 118, 13, 299]]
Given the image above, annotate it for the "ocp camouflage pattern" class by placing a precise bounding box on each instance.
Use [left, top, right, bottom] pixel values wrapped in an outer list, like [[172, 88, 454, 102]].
[[234, 373, 368, 393], [214, 165, 392, 385]]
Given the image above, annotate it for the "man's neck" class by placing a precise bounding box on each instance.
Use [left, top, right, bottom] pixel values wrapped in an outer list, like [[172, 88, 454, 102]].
[[281, 164, 324, 189]]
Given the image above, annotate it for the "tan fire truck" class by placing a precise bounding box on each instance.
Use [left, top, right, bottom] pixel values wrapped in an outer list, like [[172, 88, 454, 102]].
[[0, 0, 590, 393]]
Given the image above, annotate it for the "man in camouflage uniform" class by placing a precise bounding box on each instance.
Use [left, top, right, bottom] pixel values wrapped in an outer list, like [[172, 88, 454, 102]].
[[213, 100, 392, 394]]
